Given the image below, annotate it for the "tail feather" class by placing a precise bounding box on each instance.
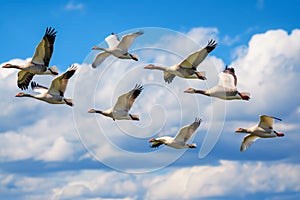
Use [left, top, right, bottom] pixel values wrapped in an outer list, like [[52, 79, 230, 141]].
[[239, 92, 250, 101], [64, 98, 73, 106], [195, 71, 206, 80], [130, 114, 139, 121], [49, 66, 59, 75]]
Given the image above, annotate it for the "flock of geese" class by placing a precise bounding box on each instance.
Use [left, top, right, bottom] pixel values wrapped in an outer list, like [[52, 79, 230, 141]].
[[2, 27, 284, 152]]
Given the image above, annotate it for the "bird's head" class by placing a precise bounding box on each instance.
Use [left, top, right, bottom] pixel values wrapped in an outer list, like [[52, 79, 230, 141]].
[[235, 128, 247, 133], [148, 138, 156, 142], [15, 92, 27, 97], [2, 63, 13, 68], [144, 64, 155, 69], [91, 46, 101, 50], [184, 88, 196, 94], [87, 109, 96, 113]]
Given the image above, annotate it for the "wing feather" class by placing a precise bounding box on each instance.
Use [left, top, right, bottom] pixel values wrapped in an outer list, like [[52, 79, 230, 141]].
[[258, 115, 281, 129], [150, 140, 165, 148], [113, 84, 143, 112], [48, 65, 77, 96], [163, 72, 176, 84], [31, 27, 57, 66], [31, 81, 48, 94], [17, 71, 35, 90], [105, 33, 120, 48], [117, 31, 144, 51], [218, 72, 237, 91], [175, 118, 201, 142], [92, 52, 110, 68], [179, 39, 217, 69], [240, 135, 259, 152]]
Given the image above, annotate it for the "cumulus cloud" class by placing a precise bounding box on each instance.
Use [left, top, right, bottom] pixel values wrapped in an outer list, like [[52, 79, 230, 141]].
[[0, 59, 84, 162], [1, 161, 300, 199], [144, 160, 300, 199], [230, 29, 300, 118], [1, 27, 300, 199]]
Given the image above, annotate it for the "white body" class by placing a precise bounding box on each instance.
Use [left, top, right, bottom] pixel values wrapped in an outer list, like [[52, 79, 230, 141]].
[[149, 118, 201, 149], [236, 115, 284, 152], [92, 31, 143, 68], [144, 40, 217, 83]]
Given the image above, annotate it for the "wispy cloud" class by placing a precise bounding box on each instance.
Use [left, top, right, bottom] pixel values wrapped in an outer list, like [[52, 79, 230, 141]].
[[64, 1, 85, 11]]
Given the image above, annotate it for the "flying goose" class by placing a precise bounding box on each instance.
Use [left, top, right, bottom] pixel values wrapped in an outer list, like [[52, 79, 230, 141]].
[[235, 115, 284, 152], [91, 31, 144, 68], [149, 118, 201, 149], [15, 65, 77, 106], [2, 27, 59, 90], [184, 65, 250, 100], [88, 84, 143, 120], [144, 39, 217, 83]]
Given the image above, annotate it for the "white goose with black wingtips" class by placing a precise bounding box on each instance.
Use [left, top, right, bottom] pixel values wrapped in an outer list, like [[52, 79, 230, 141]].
[[91, 31, 144, 68], [144, 40, 217, 84], [235, 115, 285, 152], [88, 84, 143, 121], [149, 118, 201, 149], [15, 65, 77, 106], [2, 27, 59, 90]]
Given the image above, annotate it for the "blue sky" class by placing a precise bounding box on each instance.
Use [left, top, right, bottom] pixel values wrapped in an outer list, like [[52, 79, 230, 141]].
[[1, 0, 300, 199]]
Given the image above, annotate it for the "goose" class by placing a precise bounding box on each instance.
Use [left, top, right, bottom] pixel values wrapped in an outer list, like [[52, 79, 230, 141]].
[[2, 27, 59, 90], [91, 31, 144, 68], [88, 84, 143, 120], [235, 115, 284, 152], [144, 39, 217, 84], [149, 118, 201, 149], [15, 65, 77, 106], [184, 65, 250, 100]]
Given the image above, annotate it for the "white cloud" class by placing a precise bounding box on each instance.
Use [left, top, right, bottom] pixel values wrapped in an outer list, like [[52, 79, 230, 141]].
[[1, 161, 300, 199], [0, 59, 84, 162], [227, 29, 300, 120], [1, 26, 300, 199], [145, 160, 300, 199]]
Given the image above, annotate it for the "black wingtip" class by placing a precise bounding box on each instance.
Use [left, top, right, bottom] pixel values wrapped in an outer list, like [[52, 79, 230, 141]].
[[134, 84, 144, 91], [206, 39, 217, 53]]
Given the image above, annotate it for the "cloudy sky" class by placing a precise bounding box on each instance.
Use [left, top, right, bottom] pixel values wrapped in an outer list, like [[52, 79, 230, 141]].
[[1, 0, 300, 199]]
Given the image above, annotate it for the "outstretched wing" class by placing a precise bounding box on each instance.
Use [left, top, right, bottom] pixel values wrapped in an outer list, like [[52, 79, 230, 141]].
[[150, 139, 166, 148], [240, 134, 259, 152], [48, 65, 77, 96], [31, 27, 57, 66], [113, 84, 143, 112], [17, 71, 35, 90], [163, 72, 176, 84], [105, 33, 120, 48], [258, 115, 282, 129], [92, 52, 111, 68], [117, 31, 144, 51], [31, 81, 48, 94], [217, 72, 237, 91], [175, 118, 201, 143], [179, 39, 217, 69]]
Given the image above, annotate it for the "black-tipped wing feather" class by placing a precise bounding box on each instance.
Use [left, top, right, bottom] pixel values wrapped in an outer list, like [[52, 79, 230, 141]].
[[17, 71, 35, 90], [175, 118, 201, 142], [150, 141, 164, 148], [32, 27, 57, 66], [113, 84, 143, 112], [179, 39, 217, 69], [48, 65, 77, 96]]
